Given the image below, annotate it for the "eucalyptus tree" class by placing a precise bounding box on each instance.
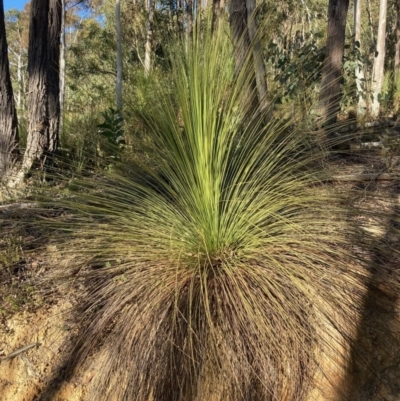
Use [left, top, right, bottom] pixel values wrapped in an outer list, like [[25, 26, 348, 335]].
[[370, 0, 387, 118], [0, 0, 19, 179], [396, 1, 400, 81], [7, 0, 62, 187], [115, 0, 123, 110], [59, 0, 66, 133], [354, 0, 366, 116], [144, 0, 155, 76], [317, 0, 350, 128], [228, 0, 268, 114]]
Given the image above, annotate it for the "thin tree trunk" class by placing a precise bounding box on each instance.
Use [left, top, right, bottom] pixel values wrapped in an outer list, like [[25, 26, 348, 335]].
[[144, 0, 154, 77], [185, 0, 193, 43], [245, 0, 269, 111], [354, 0, 366, 116], [16, 54, 22, 109], [47, 0, 62, 153], [59, 0, 66, 134], [300, 0, 312, 38], [116, 0, 123, 110], [317, 0, 350, 128], [0, 0, 19, 179], [212, 0, 224, 30], [366, 0, 375, 48], [229, 0, 258, 115], [370, 0, 387, 119], [394, 0, 400, 97]]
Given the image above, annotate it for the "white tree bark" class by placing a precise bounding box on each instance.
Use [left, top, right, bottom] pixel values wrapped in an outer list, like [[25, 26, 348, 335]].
[[370, 0, 387, 118], [116, 0, 123, 110], [59, 0, 66, 134], [144, 0, 154, 77], [354, 0, 366, 116], [300, 0, 312, 38]]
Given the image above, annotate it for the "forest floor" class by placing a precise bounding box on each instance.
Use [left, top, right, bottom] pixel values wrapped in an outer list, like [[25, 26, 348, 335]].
[[1, 132, 400, 401]]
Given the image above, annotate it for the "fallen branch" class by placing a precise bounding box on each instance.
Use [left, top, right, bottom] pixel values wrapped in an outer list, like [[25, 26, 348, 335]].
[[330, 173, 400, 182], [1, 342, 41, 361]]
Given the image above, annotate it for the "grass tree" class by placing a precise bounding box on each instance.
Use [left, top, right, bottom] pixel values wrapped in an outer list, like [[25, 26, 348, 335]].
[[40, 15, 394, 401]]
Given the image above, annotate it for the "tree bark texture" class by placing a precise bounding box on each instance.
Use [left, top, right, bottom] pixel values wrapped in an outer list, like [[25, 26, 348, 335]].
[[245, 0, 269, 111], [228, 0, 261, 115], [396, 1, 400, 78], [116, 0, 123, 110], [185, 0, 193, 43], [370, 0, 387, 118], [59, 0, 66, 135], [19, 0, 61, 179], [354, 0, 366, 116], [144, 0, 154, 77], [47, 0, 61, 153], [0, 0, 19, 178], [317, 0, 349, 128], [212, 0, 224, 30]]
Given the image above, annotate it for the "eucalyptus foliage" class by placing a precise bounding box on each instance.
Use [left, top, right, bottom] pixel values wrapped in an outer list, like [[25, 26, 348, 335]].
[[42, 17, 387, 401]]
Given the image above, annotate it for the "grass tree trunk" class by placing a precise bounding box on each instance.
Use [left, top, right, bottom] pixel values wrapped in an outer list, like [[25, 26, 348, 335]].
[[317, 0, 350, 128], [370, 0, 387, 119], [354, 0, 366, 117], [144, 0, 154, 77], [116, 0, 123, 110], [0, 0, 19, 179]]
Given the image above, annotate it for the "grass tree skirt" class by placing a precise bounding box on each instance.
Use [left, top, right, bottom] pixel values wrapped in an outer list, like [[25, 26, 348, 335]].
[[31, 16, 395, 401]]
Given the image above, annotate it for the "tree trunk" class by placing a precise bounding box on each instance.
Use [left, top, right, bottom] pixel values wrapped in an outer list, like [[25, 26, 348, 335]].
[[354, 0, 366, 116], [245, 0, 269, 111], [116, 0, 123, 110], [228, 0, 259, 115], [212, 0, 224, 30], [0, 0, 19, 179], [59, 0, 66, 134], [370, 0, 387, 119], [47, 0, 62, 153], [185, 0, 193, 43], [396, 1, 400, 79], [317, 0, 350, 128], [12, 0, 62, 186], [20, 0, 50, 176], [300, 0, 312, 39], [144, 0, 154, 77]]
